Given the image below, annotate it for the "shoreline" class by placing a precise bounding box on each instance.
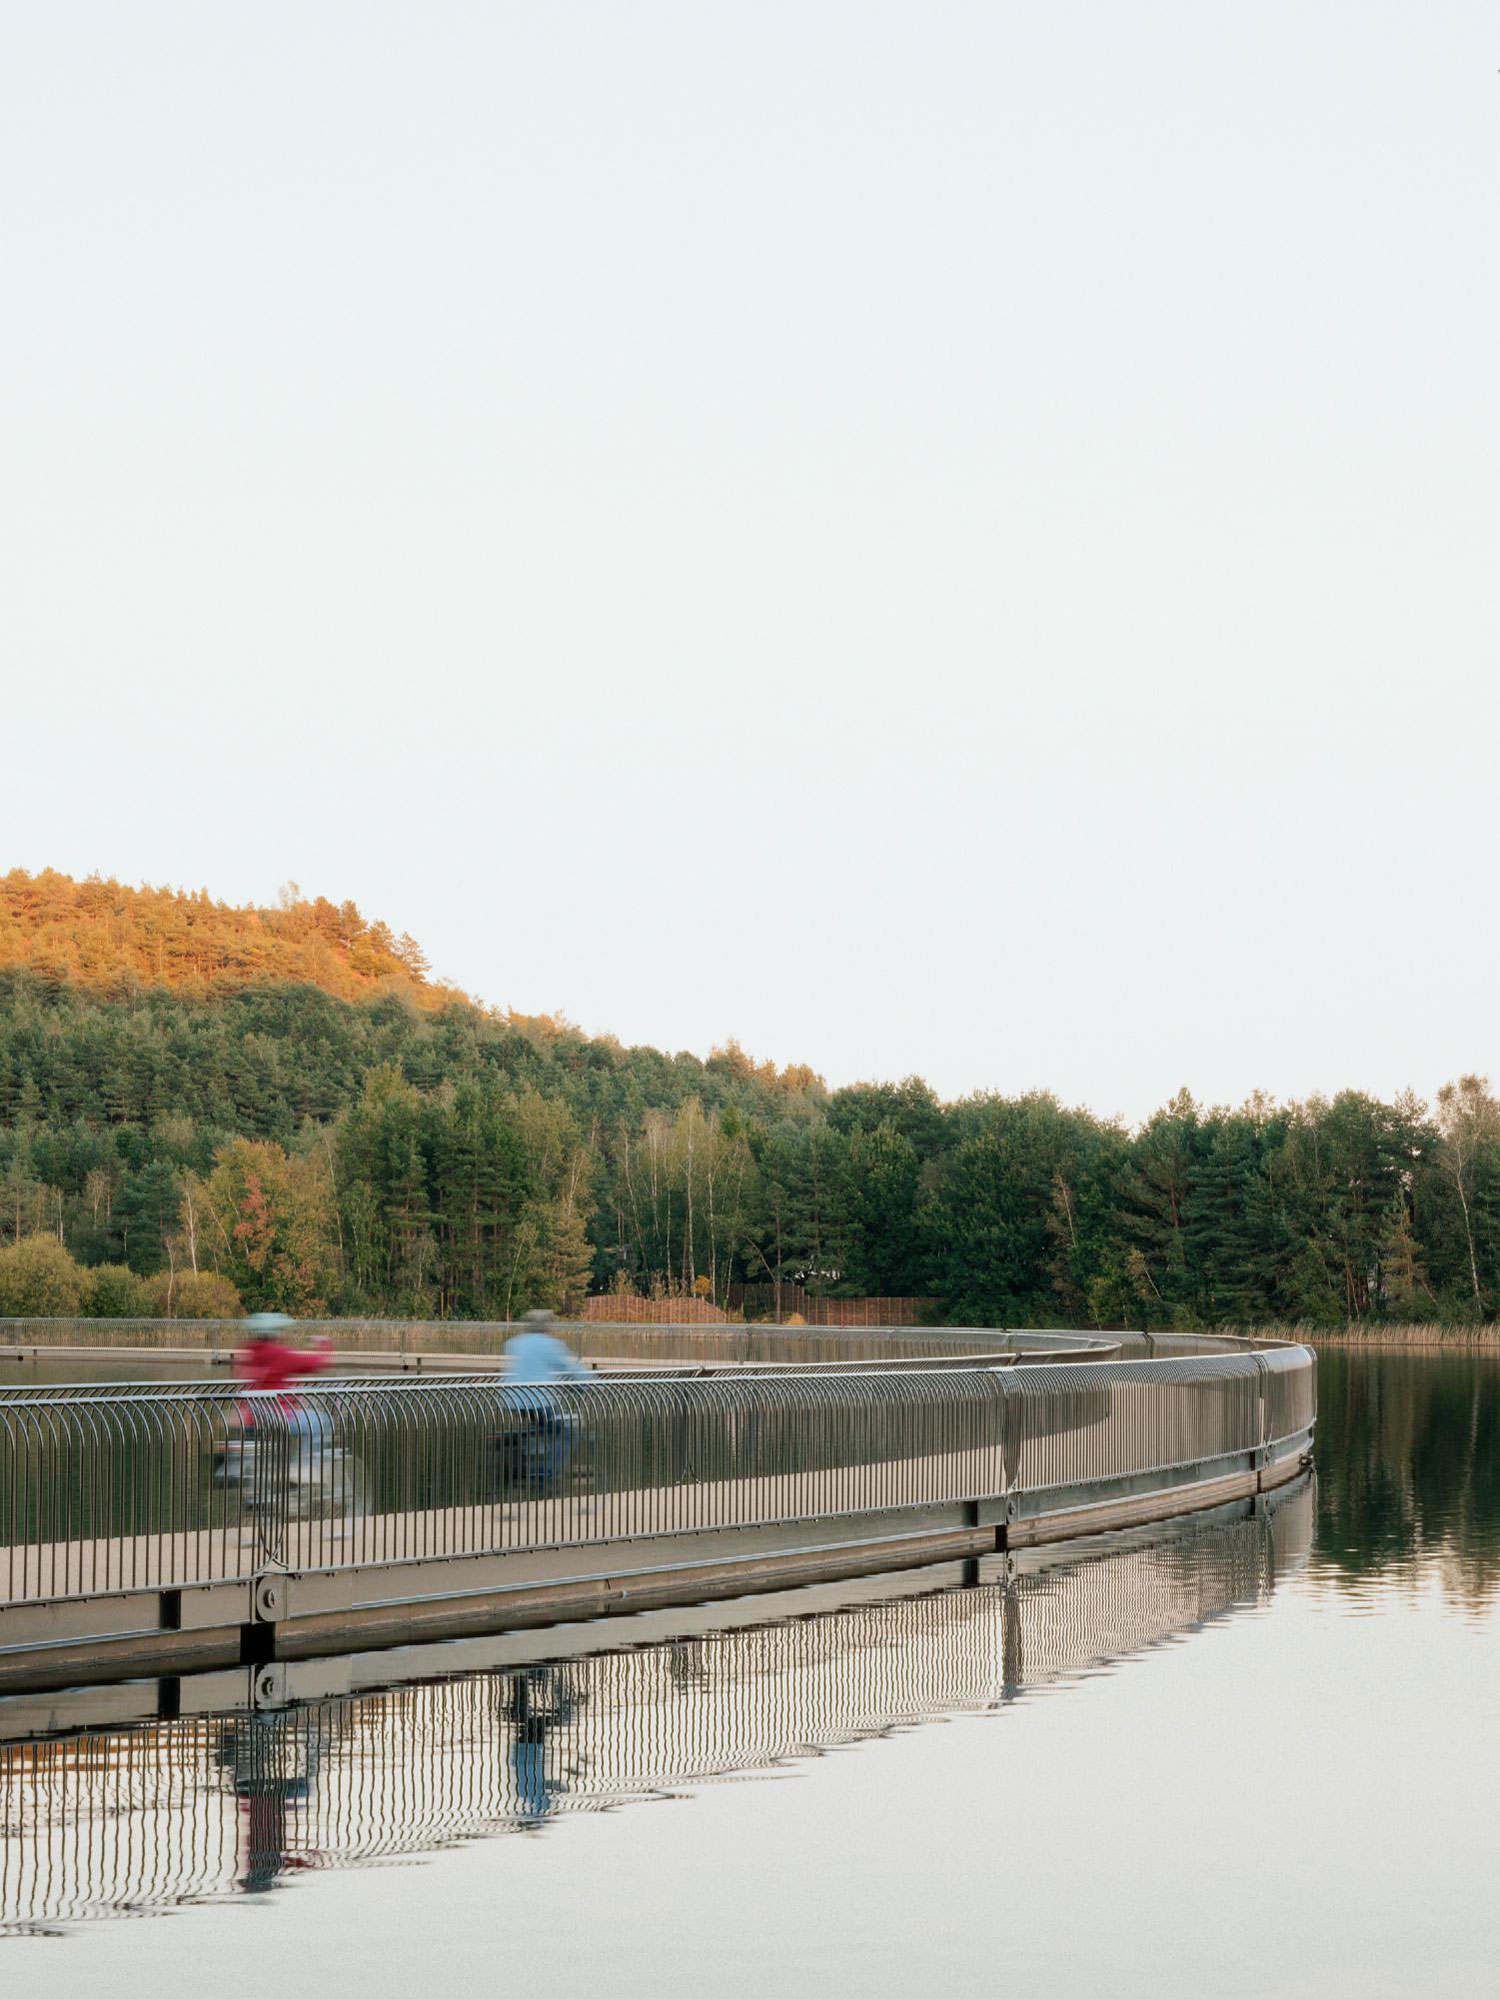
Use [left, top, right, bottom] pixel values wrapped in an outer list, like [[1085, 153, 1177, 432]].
[[1269, 1329, 1500, 1351]]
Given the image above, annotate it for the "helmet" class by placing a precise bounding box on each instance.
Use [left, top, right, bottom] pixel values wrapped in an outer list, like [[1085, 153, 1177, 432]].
[[522, 1308, 557, 1326], [244, 1311, 294, 1341]]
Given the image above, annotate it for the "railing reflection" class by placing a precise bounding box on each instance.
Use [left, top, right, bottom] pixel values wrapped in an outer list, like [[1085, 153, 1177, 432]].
[[0, 1480, 1311, 1934]]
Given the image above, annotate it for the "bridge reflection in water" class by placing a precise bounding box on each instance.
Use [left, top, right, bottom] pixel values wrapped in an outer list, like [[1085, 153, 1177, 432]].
[[0, 1479, 1311, 1933]]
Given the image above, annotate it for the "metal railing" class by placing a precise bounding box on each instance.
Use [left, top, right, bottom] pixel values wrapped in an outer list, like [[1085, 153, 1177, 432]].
[[0, 1335, 1315, 1612]]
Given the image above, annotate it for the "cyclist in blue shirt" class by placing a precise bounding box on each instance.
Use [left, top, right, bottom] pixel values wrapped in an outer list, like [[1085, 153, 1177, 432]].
[[497, 1310, 590, 1495]]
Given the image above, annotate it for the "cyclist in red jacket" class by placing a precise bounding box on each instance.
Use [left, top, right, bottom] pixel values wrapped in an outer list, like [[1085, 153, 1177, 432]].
[[236, 1313, 334, 1446]]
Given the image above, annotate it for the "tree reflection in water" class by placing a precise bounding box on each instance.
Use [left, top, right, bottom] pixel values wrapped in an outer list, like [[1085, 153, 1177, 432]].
[[1313, 1350, 1500, 1607]]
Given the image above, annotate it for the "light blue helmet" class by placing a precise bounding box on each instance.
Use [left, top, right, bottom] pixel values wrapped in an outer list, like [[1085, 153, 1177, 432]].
[[244, 1311, 294, 1340]]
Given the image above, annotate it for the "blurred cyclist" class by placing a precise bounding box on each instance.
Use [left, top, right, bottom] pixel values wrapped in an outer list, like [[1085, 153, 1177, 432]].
[[498, 1309, 590, 1494], [503, 1308, 591, 1390], [236, 1312, 335, 1455]]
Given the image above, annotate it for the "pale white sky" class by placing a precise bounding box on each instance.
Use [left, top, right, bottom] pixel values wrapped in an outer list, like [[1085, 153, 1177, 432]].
[[2, 2, 1496, 1124]]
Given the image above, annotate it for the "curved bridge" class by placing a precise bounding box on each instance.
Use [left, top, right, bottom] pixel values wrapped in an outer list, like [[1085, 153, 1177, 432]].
[[0, 1323, 1315, 1700]]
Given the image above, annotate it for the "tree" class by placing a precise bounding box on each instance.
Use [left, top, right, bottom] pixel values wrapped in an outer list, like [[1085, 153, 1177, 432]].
[[1119, 1091, 1202, 1326], [922, 1094, 1090, 1324], [86, 1263, 150, 1316], [197, 1139, 338, 1313], [0, 1235, 90, 1316], [1433, 1077, 1500, 1316], [513, 1090, 594, 1314], [840, 1121, 923, 1295], [116, 1160, 184, 1275], [141, 1268, 243, 1318], [745, 1117, 853, 1307]]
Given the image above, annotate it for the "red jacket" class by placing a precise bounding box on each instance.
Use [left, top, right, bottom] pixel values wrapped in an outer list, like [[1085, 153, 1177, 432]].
[[237, 1338, 330, 1410]]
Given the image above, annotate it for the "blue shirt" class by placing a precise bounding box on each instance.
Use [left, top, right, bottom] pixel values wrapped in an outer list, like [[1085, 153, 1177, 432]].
[[502, 1331, 591, 1386]]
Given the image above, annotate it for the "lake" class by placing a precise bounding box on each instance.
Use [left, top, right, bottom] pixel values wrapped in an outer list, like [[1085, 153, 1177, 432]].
[[3, 1347, 1498, 1996]]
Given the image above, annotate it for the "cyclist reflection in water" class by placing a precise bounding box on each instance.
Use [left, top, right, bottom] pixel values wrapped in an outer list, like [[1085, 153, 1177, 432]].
[[503, 1665, 578, 1824], [217, 1710, 328, 1894], [498, 1309, 591, 1497]]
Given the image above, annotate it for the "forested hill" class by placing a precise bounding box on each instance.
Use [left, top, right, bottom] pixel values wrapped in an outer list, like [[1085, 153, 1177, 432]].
[[1, 869, 1498, 1330], [0, 870, 439, 1005]]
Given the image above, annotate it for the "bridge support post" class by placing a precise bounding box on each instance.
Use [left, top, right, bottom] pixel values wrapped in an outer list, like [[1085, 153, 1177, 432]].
[[240, 1574, 288, 1668]]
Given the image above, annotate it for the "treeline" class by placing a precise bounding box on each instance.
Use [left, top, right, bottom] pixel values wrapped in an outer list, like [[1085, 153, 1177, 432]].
[[2, 963, 1499, 1327], [0, 869, 443, 1005]]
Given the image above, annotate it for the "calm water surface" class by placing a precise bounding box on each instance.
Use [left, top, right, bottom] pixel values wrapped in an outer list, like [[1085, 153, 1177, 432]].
[[4, 1349, 1498, 1997]]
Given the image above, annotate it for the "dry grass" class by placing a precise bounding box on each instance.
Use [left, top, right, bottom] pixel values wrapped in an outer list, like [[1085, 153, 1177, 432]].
[[1242, 1320, 1500, 1348]]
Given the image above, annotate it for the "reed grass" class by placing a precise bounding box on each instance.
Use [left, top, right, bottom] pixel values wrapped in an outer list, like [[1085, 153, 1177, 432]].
[[1242, 1320, 1500, 1348]]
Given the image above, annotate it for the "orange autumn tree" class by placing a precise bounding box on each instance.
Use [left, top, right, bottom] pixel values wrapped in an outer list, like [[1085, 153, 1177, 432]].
[[0, 868, 450, 1008], [194, 1141, 338, 1313]]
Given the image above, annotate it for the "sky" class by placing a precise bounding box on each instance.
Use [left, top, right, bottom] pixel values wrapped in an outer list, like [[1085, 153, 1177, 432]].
[[2, 2, 1496, 1125]]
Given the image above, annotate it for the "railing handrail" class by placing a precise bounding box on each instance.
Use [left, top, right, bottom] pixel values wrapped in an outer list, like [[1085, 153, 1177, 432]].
[[0, 1343, 1301, 1405]]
